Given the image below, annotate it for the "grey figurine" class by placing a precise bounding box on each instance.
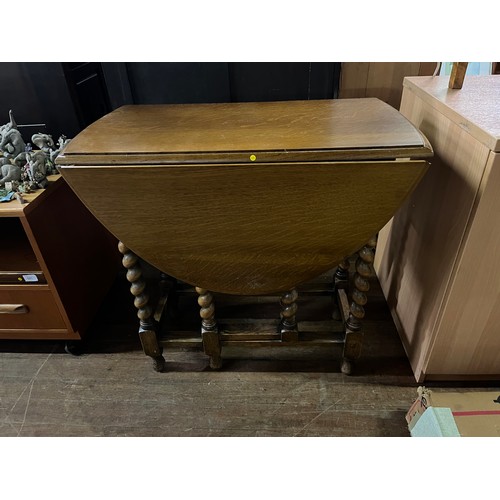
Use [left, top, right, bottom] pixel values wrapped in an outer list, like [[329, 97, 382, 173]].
[[0, 110, 26, 160]]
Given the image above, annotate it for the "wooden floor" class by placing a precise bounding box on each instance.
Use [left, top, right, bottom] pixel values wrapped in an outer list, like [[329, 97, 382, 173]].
[[1, 266, 498, 437]]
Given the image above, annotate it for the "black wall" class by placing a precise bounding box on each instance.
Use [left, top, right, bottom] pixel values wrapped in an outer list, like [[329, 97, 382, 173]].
[[228, 63, 340, 102], [113, 62, 340, 105], [0, 62, 341, 142], [124, 62, 231, 104], [0, 63, 81, 142]]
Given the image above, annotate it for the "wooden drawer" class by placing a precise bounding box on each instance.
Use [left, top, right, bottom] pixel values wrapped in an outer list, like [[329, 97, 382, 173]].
[[0, 287, 66, 330]]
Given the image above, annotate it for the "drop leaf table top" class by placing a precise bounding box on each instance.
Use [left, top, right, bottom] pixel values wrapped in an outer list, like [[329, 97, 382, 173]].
[[57, 98, 432, 295]]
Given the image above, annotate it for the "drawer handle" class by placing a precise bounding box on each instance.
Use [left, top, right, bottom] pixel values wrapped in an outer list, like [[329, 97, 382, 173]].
[[0, 304, 30, 314]]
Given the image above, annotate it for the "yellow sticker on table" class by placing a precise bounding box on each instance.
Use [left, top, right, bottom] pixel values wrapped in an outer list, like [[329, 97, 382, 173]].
[[250, 154, 257, 161]]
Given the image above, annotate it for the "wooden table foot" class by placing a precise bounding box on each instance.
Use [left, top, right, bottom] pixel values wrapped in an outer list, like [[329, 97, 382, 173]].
[[341, 328, 363, 374], [340, 357, 353, 375], [139, 328, 167, 372], [208, 348, 223, 370]]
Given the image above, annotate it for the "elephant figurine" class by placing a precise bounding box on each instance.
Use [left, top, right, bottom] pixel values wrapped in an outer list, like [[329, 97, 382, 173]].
[[0, 127, 26, 160], [31, 132, 71, 172], [0, 159, 22, 187], [1, 113, 72, 184], [0, 110, 26, 159], [24, 150, 49, 188], [49, 135, 71, 163], [31, 133, 55, 154]]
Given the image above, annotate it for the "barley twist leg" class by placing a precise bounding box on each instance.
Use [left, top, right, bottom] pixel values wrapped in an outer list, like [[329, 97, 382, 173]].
[[196, 287, 221, 369], [279, 288, 299, 341], [341, 235, 377, 375], [118, 241, 166, 372]]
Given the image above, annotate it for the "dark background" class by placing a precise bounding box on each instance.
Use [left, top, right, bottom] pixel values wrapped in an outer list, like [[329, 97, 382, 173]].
[[0, 62, 341, 142]]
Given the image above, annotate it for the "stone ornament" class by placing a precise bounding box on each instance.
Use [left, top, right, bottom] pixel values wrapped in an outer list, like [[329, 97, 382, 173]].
[[0, 110, 71, 192]]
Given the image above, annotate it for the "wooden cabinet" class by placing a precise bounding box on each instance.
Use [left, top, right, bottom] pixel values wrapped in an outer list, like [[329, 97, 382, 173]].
[[0, 175, 120, 340], [374, 75, 500, 381]]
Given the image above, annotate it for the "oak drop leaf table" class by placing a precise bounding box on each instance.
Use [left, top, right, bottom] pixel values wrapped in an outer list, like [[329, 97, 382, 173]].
[[56, 99, 432, 373]]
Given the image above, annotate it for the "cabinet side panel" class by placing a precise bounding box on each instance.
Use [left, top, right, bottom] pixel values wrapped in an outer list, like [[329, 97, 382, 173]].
[[427, 151, 500, 375], [24, 180, 121, 336], [375, 87, 491, 380]]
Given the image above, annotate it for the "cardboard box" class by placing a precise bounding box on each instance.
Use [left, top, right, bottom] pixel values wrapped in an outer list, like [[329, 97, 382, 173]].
[[406, 387, 500, 437]]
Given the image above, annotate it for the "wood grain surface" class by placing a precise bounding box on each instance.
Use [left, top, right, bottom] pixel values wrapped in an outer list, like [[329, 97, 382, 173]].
[[376, 87, 492, 379], [0, 287, 66, 331], [375, 78, 500, 380], [0, 175, 60, 217], [403, 76, 500, 152], [448, 62, 468, 89], [426, 150, 500, 375], [60, 160, 428, 295], [58, 99, 431, 296], [59, 99, 429, 160]]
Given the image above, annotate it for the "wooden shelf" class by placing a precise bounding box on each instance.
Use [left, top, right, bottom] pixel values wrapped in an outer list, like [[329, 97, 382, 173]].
[[0, 218, 42, 272], [0, 175, 59, 217]]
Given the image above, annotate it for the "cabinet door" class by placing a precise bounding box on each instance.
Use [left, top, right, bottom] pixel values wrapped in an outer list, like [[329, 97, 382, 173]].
[[62, 62, 112, 129]]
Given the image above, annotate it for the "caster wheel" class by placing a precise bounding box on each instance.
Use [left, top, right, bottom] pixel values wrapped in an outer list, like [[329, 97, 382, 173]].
[[64, 341, 83, 356]]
